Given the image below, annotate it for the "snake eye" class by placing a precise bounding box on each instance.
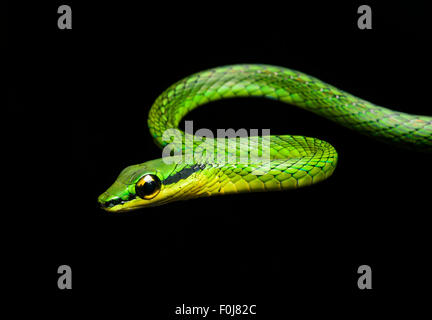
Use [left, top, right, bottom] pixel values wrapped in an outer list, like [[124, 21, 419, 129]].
[[135, 174, 161, 200]]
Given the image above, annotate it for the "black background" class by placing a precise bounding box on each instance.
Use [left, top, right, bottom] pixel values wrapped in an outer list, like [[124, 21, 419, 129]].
[[8, 1, 431, 317]]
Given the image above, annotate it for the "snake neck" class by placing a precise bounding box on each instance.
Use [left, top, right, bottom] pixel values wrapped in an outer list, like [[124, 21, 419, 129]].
[[156, 135, 338, 200]]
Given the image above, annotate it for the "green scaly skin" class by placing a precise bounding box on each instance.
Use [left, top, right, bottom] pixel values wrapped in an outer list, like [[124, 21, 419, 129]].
[[98, 64, 432, 212]]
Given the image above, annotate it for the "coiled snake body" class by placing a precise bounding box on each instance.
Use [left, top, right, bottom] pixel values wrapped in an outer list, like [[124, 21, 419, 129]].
[[98, 65, 432, 211]]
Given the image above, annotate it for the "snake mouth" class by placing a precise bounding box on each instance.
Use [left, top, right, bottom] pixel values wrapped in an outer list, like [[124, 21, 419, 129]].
[[99, 197, 124, 209], [98, 193, 136, 211]]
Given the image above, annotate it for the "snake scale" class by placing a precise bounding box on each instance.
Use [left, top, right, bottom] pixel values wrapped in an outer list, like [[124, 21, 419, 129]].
[[98, 64, 432, 211]]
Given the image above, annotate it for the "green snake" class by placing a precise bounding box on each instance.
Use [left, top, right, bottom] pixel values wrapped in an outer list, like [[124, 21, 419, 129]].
[[98, 64, 432, 212]]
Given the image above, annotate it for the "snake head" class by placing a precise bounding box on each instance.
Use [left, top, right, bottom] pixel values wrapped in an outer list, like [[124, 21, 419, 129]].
[[98, 158, 180, 212], [98, 157, 208, 211]]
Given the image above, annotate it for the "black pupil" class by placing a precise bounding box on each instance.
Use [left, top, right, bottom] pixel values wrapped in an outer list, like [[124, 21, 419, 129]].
[[136, 175, 160, 198], [142, 180, 156, 195]]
